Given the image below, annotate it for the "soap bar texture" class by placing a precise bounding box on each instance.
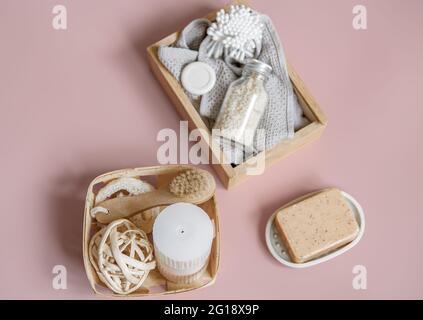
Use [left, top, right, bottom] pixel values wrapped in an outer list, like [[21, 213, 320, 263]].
[[275, 189, 359, 263]]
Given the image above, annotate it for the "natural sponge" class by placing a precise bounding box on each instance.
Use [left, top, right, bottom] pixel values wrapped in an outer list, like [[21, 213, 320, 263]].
[[275, 188, 359, 263]]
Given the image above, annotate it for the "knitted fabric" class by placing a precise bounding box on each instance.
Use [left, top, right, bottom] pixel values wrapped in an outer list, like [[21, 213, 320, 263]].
[[158, 15, 307, 164]]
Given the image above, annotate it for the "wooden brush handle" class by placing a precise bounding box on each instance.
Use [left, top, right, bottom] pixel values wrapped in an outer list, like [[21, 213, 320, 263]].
[[95, 190, 178, 224]]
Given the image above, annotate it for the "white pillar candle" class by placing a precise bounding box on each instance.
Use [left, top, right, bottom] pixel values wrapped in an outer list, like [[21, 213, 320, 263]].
[[152, 202, 214, 284]]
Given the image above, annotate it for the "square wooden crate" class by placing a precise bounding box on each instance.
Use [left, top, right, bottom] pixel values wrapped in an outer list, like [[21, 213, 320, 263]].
[[147, 7, 327, 189]]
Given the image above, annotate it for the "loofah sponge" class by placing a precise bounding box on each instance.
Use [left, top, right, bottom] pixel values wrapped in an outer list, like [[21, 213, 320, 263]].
[[95, 177, 154, 204], [93, 177, 160, 233]]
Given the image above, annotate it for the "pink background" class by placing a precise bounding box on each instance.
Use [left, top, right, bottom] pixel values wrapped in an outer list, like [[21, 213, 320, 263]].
[[1, 0, 422, 299]]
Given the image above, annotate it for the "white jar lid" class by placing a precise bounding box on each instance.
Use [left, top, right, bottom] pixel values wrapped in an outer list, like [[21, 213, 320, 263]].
[[152, 202, 214, 263], [181, 62, 216, 96]]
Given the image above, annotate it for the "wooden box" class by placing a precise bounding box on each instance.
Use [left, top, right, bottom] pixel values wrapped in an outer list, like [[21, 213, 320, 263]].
[[83, 165, 220, 297], [146, 5, 327, 189]]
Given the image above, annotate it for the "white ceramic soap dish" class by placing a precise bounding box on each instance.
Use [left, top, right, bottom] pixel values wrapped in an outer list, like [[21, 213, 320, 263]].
[[265, 191, 365, 268]]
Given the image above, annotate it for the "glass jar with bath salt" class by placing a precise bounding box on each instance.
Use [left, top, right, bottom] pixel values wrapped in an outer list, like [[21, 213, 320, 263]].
[[213, 59, 272, 150]]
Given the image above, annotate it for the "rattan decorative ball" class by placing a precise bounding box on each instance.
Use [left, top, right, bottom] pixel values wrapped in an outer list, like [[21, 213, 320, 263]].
[[89, 219, 156, 295]]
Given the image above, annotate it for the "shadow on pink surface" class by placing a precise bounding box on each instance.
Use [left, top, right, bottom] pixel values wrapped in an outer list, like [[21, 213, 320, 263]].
[[48, 171, 101, 292]]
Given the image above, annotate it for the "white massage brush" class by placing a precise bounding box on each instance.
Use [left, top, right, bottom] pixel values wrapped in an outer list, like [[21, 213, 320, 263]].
[[92, 169, 216, 224], [206, 5, 264, 62]]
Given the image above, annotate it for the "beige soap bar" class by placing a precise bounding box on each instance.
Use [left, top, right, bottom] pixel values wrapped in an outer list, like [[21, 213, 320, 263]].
[[275, 188, 359, 263]]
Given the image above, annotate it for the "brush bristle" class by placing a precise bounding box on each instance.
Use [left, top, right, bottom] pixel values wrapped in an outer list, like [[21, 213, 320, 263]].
[[169, 170, 213, 198]]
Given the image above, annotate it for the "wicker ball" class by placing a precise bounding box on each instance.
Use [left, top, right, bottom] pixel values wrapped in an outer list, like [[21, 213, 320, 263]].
[[89, 219, 156, 295]]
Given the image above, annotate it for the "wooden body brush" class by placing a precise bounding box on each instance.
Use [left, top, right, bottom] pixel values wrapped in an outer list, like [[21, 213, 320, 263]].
[[93, 169, 216, 224]]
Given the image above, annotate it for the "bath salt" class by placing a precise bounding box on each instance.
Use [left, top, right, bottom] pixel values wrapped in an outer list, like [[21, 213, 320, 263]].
[[213, 59, 271, 150]]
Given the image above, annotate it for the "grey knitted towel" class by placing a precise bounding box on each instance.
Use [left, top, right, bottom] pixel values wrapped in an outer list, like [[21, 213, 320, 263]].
[[158, 14, 308, 164]]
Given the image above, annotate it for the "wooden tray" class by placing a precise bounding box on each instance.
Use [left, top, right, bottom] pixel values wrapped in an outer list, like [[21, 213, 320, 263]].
[[146, 1, 327, 189], [82, 165, 220, 297]]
